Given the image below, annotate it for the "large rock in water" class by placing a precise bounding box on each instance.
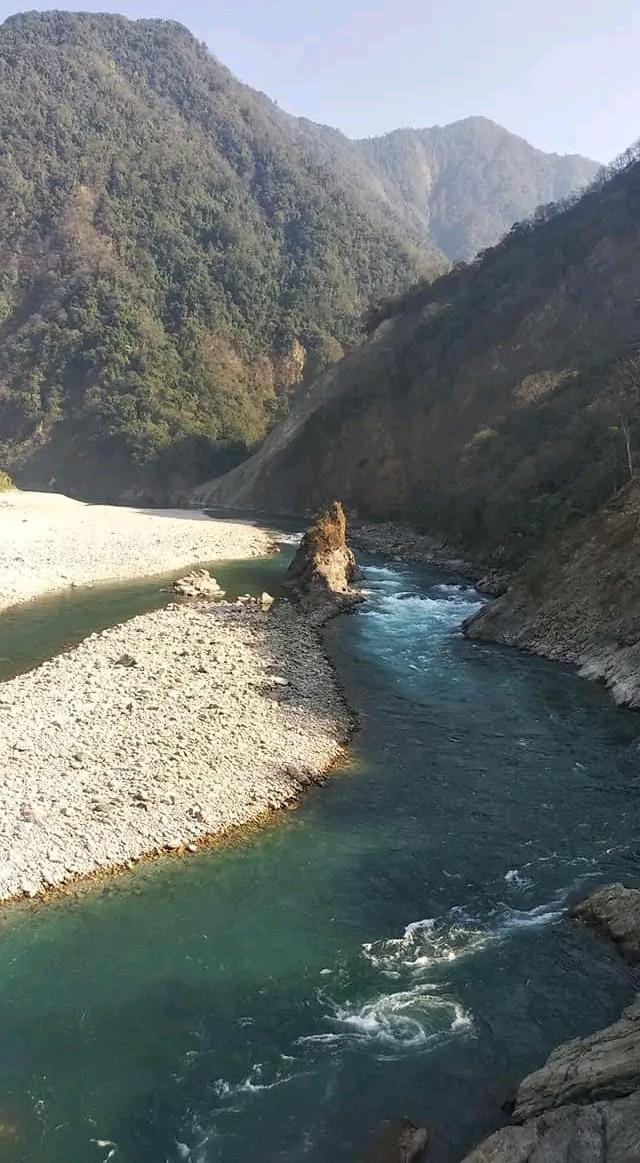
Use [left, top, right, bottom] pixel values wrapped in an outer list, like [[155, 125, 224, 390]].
[[460, 885, 640, 1162], [281, 501, 361, 618]]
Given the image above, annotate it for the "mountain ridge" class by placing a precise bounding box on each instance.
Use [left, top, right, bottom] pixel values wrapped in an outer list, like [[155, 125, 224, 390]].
[[0, 9, 598, 499]]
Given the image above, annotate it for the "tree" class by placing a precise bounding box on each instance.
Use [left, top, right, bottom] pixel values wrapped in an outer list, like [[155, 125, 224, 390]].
[[610, 352, 640, 481]]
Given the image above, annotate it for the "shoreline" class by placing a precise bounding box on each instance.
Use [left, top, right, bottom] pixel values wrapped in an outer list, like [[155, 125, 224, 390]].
[[0, 490, 272, 613], [0, 597, 352, 903], [353, 520, 640, 709], [351, 521, 509, 594]]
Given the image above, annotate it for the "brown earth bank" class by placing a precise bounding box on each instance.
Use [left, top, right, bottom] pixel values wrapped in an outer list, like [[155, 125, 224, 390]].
[[465, 482, 640, 708], [460, 884, 640, 1162]]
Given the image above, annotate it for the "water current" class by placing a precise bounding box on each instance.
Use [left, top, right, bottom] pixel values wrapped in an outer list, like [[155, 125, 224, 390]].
[[0, 545, 638, 1161]]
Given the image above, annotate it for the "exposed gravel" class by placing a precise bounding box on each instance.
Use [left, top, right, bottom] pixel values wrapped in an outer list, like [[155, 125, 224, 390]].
[[0, 599, 351, 901], [0, 491, 270, 611]]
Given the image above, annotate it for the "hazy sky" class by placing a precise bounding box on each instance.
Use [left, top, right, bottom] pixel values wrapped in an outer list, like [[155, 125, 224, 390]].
[[1, 0, 638, 162]]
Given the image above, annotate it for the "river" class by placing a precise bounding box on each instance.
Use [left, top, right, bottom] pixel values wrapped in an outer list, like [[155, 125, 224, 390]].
[[0, 545, 638, 1161]]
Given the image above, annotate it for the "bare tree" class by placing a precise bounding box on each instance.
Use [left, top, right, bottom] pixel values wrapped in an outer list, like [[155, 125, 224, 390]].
[[611, 352, 640, 481]]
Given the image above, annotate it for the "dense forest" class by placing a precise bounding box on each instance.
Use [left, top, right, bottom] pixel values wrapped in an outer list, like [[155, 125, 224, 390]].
[[0, 10, 598, 501], [201, 146, 640, 569], [0, 11, 438, 499], [355, 117, 598, 261]]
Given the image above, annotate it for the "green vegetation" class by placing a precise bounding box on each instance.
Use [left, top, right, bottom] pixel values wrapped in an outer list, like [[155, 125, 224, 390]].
[[0, 11, 434, 500], [0, 470, 13, 491], [211, 143, 640, 570], [304, 501, 347, 556], [356, 117, 598, 261]]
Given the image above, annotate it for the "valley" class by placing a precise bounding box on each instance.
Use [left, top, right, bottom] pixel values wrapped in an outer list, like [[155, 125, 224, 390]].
[[0, 7, 639, 1162]]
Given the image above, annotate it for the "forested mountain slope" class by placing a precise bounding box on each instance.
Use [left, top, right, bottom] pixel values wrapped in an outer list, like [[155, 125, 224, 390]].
[[0, 11, 598, 500], [0, 10, 436, 500], [199, 149, 640, 575], [355, 117, 599, 260]]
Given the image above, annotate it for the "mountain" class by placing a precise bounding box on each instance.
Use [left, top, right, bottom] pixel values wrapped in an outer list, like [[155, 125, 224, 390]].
[[354, 117, 599, 261], [198, 147, 640, 699], [0, 10, 437, 501], [0, 10, 597, 501]]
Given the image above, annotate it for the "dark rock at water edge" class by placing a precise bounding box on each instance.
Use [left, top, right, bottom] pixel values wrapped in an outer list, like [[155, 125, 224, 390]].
[[367, 1118, 429, 1162], [572, 883, 640, 967], [460, 884, 640, 1161]]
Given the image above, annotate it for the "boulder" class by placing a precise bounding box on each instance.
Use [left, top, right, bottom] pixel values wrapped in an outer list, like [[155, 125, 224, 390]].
[[572, 883, 640, 965], [281, 501, 362, 618], [461, 1091, 640, 1162], [461, 884, 640, 1162], [513, 999, 640, 1122], [172, 569, 225, 599]]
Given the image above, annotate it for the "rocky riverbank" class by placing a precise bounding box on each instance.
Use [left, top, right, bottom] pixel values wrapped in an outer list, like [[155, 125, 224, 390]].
[[0, 595, 351, 901], [465, 483, 640, 708], [461, 883, 640, 1161], [351, 523, 483, 579], [0, 490, 271, 611], [354, 506, 640, 710]]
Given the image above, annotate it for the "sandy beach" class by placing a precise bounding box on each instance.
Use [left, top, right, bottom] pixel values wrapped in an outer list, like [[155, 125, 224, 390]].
[[0, 490, 271, 611]]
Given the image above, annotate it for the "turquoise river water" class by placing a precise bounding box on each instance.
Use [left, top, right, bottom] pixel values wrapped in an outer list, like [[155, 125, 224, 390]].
[[0, 542, 639, 1161]]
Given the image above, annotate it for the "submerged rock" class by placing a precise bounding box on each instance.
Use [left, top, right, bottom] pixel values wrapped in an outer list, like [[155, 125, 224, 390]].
[[369, 1118, 429, 1162], [281, 500, 362, 617], [572, 883, 640, 965], [172, 569, 225, 599]]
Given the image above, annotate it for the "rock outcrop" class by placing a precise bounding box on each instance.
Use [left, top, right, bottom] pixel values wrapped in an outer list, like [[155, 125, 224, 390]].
[[512, 1000, 640, 1123], [573, 884, 640, 967], [281, 501, 362, 619], [462, 1091, 640, 1162], [460, 885, 640, 1161]]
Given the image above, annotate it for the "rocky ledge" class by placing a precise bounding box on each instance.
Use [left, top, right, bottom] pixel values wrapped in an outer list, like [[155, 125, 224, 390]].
[[281, 500, 362, 619], [573, 884, 640, 967], [461, 884, 640, 1162]]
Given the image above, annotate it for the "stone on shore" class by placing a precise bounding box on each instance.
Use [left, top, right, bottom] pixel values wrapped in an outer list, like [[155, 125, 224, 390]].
[[0, 491, 271, 613], [281, 500, 362, 618], [514, 1000, 640, 1122], [172, 568, 226, 599]]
